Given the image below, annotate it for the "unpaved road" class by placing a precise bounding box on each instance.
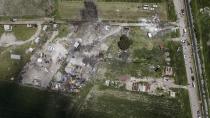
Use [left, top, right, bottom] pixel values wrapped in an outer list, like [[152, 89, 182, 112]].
[[0, 23, 42, 47]]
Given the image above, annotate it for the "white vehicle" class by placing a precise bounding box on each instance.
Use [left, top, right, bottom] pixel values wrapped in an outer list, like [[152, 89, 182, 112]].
[[48, 46, 55, 51], [143, 7, 149, 10], [184, 55, 186, 59], [150, 8, 155, 11], [153, 4, 158, 8], [192, 82, 195, 88], [183, 28, 187, 33], [34, 37, 40, 43], [181, 39, 185, 43], [42, 25, 48, 31], [10, 18, 17, 22]]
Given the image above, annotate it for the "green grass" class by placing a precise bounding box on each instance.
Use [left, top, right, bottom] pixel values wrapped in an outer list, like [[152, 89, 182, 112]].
[[0, 44, 31, 80], [57, 25, 69, 38], [13, 25, 37, 41], [0, 25, 4, 37], [104, 27, 165, 79], [0, 16, 11, 21], [57, 1, 168, 21], [105, 41, 184, 80], [69, 82, 94, 118], [191, 0, 210, 99], [80, 85, 186, 118], [166, 0, 177, 21], [175, 89, 192, 118], [53, 0, 60, 19], [169, 29, 180, 38], [0, 0, 50, 17], [166, 41, 187, 85], [130, 27, 154, 50], [0, 81, 72, 118], [58, 1, 83, 20]]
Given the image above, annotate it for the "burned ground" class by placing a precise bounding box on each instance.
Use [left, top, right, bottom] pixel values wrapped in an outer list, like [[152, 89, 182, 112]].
[[80, 0, 98, 21]]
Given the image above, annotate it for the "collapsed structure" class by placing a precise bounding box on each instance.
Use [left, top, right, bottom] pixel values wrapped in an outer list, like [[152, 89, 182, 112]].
[[21, 22, 121, 93]]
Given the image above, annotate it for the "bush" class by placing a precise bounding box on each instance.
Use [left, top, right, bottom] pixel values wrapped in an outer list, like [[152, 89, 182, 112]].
[[118, 35, 133, 50]]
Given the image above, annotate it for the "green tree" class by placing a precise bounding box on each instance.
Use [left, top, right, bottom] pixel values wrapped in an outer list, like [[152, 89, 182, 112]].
[[118, 35, 133, 50]]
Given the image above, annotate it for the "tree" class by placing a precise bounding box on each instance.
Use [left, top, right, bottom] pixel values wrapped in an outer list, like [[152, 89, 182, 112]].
[[118, 35, 133, 50]]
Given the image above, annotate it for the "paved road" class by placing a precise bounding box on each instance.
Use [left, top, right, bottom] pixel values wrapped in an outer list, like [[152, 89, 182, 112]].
[[110, 22, 177, 26], [173, 0, 201, 118], [184, 0, 209, 117]]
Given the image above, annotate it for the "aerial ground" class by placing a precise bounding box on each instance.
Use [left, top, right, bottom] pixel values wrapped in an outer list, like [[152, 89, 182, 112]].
[[0, 0, 192, 118]]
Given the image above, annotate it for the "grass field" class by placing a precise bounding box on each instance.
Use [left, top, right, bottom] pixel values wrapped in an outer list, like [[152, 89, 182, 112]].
[[57, 1, 83, 20], [166, 0, 177, 21], [0, 43, 32, 80], [0, 81, 72, 118], [166, 41, 187, 85], [104, 28, 186, 80], [0, 0, 52, 17], [57, 0, 168, 21], [57, 25, 69, 38], [104, 27, 165, 78], [0, 80, 191, 118], [79, 84, 190, 118], [173, 88, 192, 118], [13, 25, 37, 41]]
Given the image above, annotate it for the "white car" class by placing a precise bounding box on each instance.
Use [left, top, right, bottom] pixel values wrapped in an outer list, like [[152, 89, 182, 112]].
[[192, 82, 195, 88], [181, 39, 186, 43], [183, 28, 187, 33]]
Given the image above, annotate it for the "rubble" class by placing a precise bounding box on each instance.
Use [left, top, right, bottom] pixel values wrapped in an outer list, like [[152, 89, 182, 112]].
[[21, 22, 121, 93]]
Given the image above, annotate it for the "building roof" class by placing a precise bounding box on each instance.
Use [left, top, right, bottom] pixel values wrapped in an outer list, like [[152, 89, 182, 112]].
[[119, 75, 129, 82], [74, 42, 80, 48], [10, 54, 21, 60], [147, 32, 152, 38], [4, 25, 12, 31]]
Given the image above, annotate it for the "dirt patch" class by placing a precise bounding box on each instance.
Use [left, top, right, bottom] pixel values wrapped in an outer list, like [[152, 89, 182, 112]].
[[0, 33, 17, 46]]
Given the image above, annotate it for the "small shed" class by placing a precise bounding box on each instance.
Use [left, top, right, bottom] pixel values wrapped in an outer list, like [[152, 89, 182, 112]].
[[42, 25, 48, 31], [138, 84, 146, 92], [11, 54, 21, 60], [170, 91, 176, 97], [143, 7, 149, 10], [27, 24, 32, 28], [53, 24, 58, 28], [105, 80, 110, 86], [34, 37, 40, 43], [147, 32, 152, 38], [4, 25, 12, 31]]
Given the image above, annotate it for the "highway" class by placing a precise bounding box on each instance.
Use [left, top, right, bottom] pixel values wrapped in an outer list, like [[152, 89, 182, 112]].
[[173, 0, 201, 118], [183, 0, 209, 117]]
